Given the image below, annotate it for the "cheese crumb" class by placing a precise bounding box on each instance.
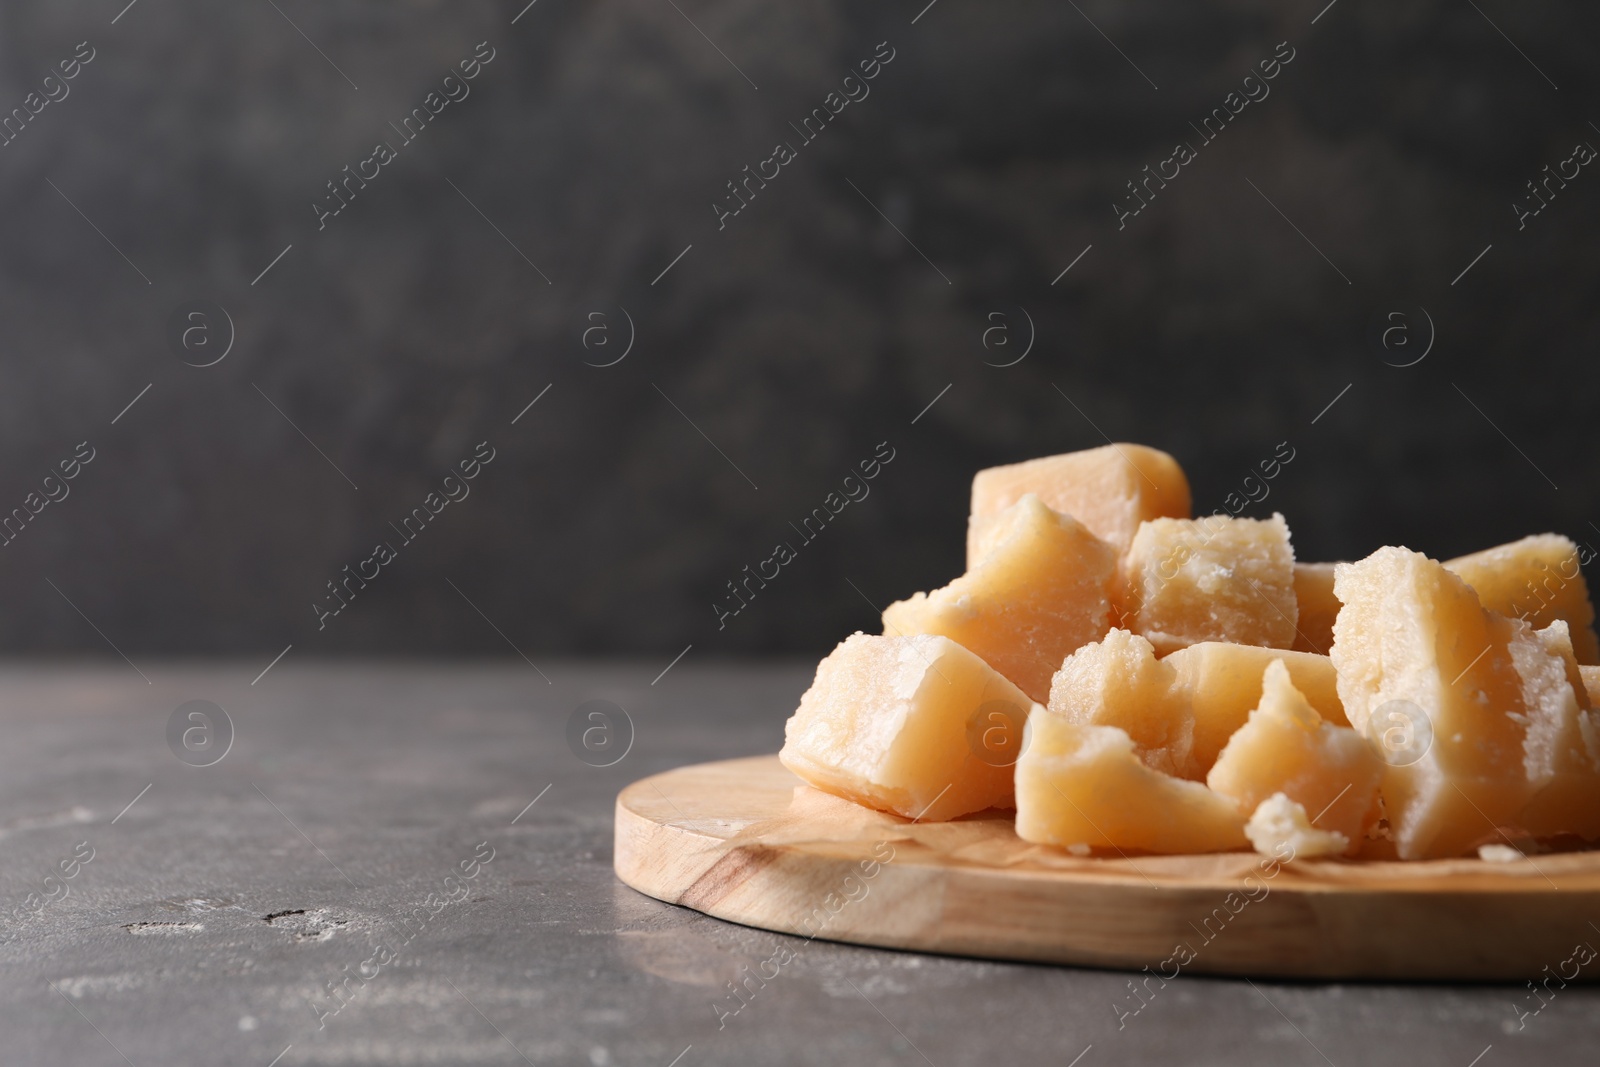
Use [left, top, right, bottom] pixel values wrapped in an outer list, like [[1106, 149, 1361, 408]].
[[1477, 843, 1523, 863], [1245, 792, 1349, 860]]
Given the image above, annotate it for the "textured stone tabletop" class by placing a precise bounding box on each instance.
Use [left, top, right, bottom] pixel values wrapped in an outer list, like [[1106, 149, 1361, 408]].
[[0, 661, 1594, 1066]]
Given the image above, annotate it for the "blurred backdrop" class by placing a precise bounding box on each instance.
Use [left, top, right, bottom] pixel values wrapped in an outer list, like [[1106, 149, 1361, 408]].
[[0, 0, 1596, 658]]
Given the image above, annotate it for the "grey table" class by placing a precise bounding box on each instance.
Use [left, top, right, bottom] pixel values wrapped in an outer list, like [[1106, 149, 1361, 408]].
[[1, 661, 1594, 1066]]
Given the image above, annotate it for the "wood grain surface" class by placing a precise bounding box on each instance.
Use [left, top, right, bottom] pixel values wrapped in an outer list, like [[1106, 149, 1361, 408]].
[[615, 755, 1600, 980]]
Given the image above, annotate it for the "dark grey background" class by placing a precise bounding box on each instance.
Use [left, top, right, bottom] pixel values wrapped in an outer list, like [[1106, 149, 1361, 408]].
[[0, 0, 1596, 658]]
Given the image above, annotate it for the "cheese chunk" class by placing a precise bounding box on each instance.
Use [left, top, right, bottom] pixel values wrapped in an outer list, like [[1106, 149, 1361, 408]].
[[884, 495, 1115, 703], [1164, 642, 1348, 774], [1206, 660, 1382, 855], [1015, 714, 1248, 854], [1579, 664, 1600, 706], [1297, 538, 1600, 663], [1047, 628, 1194, 778], [1512, 621, 1600, 841], [1446, 534, 1600, 665], [967, 443, 1189, 565], [1121, 513, 1299, 655], [1291, 562, 1341, 654], [1245, 793, 1350, 860], [1330, 547, 1588, 858], [779, 633, 1039, 822]]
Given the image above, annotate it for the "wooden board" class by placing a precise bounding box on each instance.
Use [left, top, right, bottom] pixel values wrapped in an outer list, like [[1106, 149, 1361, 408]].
[[615, 755, 1600, 980]]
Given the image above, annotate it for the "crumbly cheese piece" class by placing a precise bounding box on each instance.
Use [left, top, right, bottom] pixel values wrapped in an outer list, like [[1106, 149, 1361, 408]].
[[1477, 843, 1523, 863], [1164, 641, 1347, 774], [966, 443, 1189, 565], [1206, 661, 1382, 855], [1291, 562, 1341, 654], [1296, 535, 1600, 663], [1446, 534, 1600, 664], [1015, 713, 1247, 854], [779, 632, 1040, 821], [884, 495, 1115, 704], [1510, 621, 1600, 842], [1245, 792, 1349, 860], [1046, 629, 1195, 779], [1330, 547, 1594, 858], [1580, 664, 1600, 706], [1120, 513, 1299, 654]]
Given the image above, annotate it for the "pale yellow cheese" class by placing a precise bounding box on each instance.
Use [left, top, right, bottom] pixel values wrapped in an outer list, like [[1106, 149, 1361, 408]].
[[1330, 547, 1588, 858], [792, 443, 1600, 861], [1206, 660, 1382, 855], [1245, 792, 1350, 859], [1296, 538, 1600, 663], [1164, 642, 1348, 775], [1046, 628, 1194, 779], [1120, 513, 1299, 655], [779, 632, 1039, 821], [967, 443, 1189, 565], [1511, 621, 1600, 841], [1445, 534, 1600, 665], [884, 495, 1115, 703], [1579, 664, 1600, 706], [1014, 713, 1248, 854], [1291, 562, 1341, 654]]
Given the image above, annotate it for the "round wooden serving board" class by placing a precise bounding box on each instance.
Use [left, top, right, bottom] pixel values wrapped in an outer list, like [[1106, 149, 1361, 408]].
[[615, 755, 1600, 980]]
